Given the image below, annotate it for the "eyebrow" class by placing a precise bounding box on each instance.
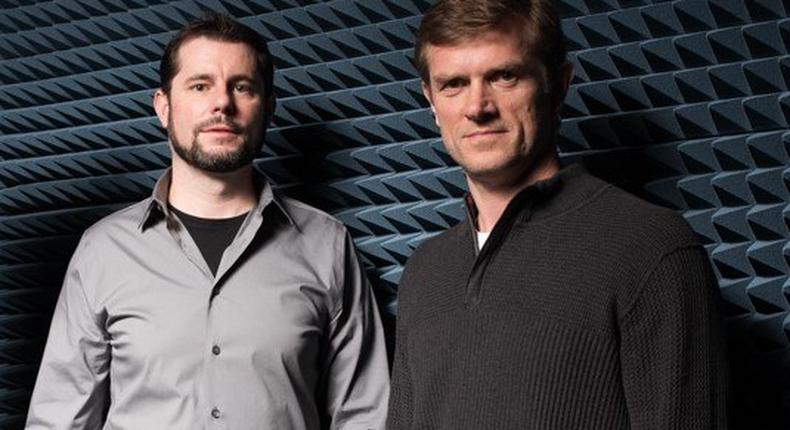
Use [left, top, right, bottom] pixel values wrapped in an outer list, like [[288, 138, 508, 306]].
[[184, 73, 214, 83], [431, 73, 463, 86], [183, 74, 258, 83], [227, 74, 257, 84], [432, 61, 533, 83], [493, 61, 530, 72], [485, 61, 535, 79]]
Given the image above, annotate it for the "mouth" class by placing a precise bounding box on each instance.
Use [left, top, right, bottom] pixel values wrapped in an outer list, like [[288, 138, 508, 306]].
[[463, 129, 507, 139], [202, 127, 239, 133]]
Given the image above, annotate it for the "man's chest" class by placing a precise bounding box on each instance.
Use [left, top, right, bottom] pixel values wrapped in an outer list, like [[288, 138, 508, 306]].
[[403, 229, 639, 340], [95, 246, 334, 372]]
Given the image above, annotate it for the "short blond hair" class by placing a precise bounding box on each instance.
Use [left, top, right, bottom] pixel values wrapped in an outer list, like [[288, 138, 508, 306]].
[[415, 0, 566, 92]]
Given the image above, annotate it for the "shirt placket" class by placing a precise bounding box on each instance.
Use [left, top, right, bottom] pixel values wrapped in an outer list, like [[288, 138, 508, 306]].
[[175, 209, 264, 429], [206, 282, 226, 429], [206, 301, 228, 430], [166, 214, 230, 428]]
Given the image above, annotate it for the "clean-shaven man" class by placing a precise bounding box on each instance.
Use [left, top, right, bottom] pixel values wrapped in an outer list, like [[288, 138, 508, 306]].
[[387, 0, 729, 428]]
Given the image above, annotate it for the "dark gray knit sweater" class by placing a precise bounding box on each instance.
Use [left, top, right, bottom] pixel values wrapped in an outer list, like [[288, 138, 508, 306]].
[[387, 164, 729, 430]]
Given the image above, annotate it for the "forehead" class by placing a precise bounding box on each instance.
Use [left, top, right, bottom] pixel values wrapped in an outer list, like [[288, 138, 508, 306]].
[[173, 37, 258, 78], [424, 30, 529, 76]]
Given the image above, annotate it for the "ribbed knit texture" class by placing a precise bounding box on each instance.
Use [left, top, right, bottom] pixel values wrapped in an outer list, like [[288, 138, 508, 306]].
[[387, 165, 729, 430]]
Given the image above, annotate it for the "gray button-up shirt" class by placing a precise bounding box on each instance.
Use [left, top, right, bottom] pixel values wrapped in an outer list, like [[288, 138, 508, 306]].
[[25, 170, 390, 429]]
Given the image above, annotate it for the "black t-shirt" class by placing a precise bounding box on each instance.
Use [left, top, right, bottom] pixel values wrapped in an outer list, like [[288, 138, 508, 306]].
[[169, 206, 248, 276]]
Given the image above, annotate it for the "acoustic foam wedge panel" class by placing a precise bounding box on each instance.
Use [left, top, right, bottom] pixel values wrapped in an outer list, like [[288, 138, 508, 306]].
[[1, 0, 790, 428]]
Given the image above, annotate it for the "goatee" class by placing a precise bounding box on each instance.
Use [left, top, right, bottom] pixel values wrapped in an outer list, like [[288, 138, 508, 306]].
[[168, 115, 261, 173]]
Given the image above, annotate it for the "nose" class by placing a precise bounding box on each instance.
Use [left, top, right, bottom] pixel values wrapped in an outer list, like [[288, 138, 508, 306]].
[[464, 82, 498, 123], [211, 87, 236, 115]]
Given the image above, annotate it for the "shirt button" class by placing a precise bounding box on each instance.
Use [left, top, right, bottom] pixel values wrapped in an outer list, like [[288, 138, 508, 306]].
[[212, 345, 221, 355], [211, 407, 221, 419]]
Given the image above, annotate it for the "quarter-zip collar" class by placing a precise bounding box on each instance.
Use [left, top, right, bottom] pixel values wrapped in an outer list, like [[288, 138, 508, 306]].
[[461, 163, 587, 306], [464, 163, 587, 254]]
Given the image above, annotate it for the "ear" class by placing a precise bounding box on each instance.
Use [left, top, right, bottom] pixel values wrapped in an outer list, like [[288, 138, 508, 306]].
[[153, 89, 170, 129], [552, 61, 575, 118], [421, 81, 440, 128]]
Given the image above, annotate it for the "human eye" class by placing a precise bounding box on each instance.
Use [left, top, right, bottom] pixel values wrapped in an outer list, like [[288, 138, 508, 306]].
[[189, 82, 208, 92], [437, 78, 466, 95], [492, 69, 519, 86], [443, 78, 463, 89], [234, 82, 254, 94]]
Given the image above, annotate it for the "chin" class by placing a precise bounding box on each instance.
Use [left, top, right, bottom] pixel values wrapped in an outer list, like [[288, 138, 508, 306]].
[[463, 156, 518, 176], [200, 137, 244, 148], [464, 164, 511, 182], [467, 156, 538, 183]]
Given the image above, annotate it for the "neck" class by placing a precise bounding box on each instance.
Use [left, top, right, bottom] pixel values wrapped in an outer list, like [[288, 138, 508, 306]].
[[168, 158, 257, 219], [468, 156, 560, 232]]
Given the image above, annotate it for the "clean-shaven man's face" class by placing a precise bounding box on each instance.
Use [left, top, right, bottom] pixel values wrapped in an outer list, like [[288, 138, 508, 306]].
[[154, 36, 269, 173], [422, 30, 556, 188]]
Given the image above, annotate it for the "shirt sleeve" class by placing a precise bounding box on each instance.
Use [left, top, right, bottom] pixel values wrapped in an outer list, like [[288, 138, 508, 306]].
[[619, 245, 730, 429], [322, 232, 390, 429], [25, 239, 110, 429]]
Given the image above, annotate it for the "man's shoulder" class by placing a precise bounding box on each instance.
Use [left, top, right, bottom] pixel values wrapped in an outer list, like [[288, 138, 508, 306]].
[[276, 194, 348, 237], [79, 198, 153, 245], [64, 199, 153, 292], [411, 221, 467, 260], [573, 173, 700, 253], [398, 221, 470, 293]]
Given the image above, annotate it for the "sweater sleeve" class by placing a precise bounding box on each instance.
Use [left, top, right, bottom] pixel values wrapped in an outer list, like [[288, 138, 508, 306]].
[[387, 246, 422, 430], [386, 325, 413, 430], [619, 245, 729, 429]]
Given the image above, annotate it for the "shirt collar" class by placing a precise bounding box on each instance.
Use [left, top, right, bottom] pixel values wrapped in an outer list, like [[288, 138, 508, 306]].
[[137, 168, 296, 231]]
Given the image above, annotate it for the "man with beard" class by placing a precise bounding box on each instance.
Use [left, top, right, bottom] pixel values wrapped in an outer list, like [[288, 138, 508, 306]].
[[387, 0, 729, 429], [26, 14, 389, 429]]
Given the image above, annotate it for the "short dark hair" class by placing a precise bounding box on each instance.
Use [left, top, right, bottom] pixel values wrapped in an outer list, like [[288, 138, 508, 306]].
[[415, 0, 566, 92], [159, 14, 274, 97]]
